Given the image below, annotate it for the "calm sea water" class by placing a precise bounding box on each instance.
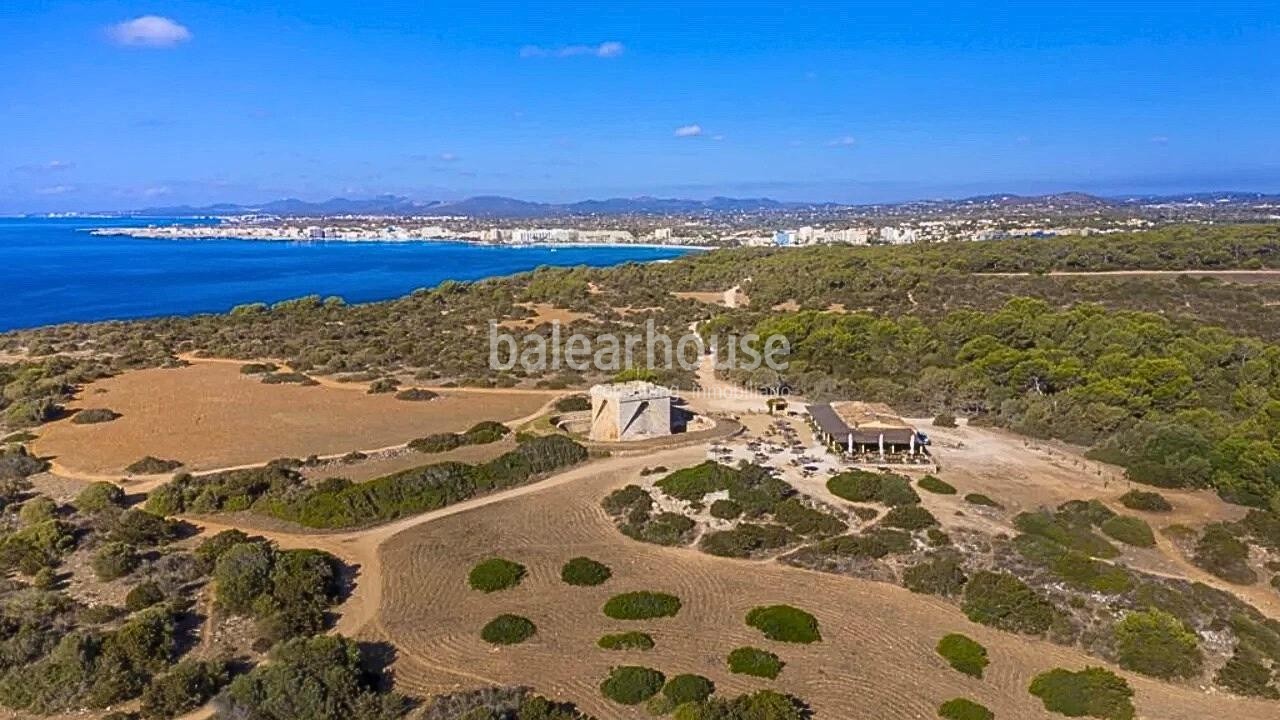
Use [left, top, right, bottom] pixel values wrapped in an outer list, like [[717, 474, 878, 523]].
[[0, 217, 695, 331]]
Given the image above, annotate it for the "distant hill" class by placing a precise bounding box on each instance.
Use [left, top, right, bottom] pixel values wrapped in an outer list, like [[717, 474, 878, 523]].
[[131, 190, 1280, 218]]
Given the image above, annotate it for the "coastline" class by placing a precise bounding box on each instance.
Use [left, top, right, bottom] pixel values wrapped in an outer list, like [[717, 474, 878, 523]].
[[87, 227, 717, 251]]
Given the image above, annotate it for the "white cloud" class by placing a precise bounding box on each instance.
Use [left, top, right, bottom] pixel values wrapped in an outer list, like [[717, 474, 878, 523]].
[[35, 185, 75, 195], [674, 124, 703, 138], [1150, 135, 1170, 145], [520, 41, 624, 59], [438, 152, 460, 162], [106, 16, 192, 48], [828, 136, 857, 147], [15, 160, 74, 174]]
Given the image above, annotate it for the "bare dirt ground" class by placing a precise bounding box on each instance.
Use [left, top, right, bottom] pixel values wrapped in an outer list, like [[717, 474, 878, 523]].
[[31, 361, 549, 475], [498, 302, 593, 329], [370, 446, 1278, 720]]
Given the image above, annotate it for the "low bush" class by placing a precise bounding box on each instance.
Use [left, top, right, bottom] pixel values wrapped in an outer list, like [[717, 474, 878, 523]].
[[139, 659, 229, 719], [937, 633, 989, 678], [771, 498, 847, 536], [1014, 510, 1119, 559], [1112, 609, 1202, 680], [938, 698, 994, 720], [881, 505, 938, 530], [366, 378, 400, 394], [125, 581, 166, 612], [670, 690, 806, 720], [700, 523, 795, 558], [933, 413, 958, 428], [1100, 515, 1156, 548], [92, 541, 140, 581], [656, 461, 740, 501], [727, 647, 784, 679], [710, 498, 743, 519], [260, 371, 316, 385], [218, 635, 407, 720], [918, 475, 957, 494], [745, 605, 821, 643], [214, 541, 341, 643], [555, 395, 591, 412], [600, 666, 665, 705], [964, 493, 1003, 509], [1028, 667, 1135, 720], [623, 511, 698, 547], [19, 496, 57, 525], [75, 481, 126, 513], [603, 591, 682, 620], [408, 433, 466, 453], [602, 485, 653, 516], [561, 556, 612, 586], [1118, 489, 1172, 512], [394, 387, 438, 401], [598, 632, 655, 651], [904, 553, 969, 597], [1214, 647, 1280, 699], [663, 674, 715, 704], [962, 571, 1055, 635], [468, 558, 526, 592], [1192, 523, 1256, 584], [481, 614, 537, 645], [72, 408, 120, 424], [828, 470, 920, 506], [239, 362, 278, 374], [125, 456, 182, 475]]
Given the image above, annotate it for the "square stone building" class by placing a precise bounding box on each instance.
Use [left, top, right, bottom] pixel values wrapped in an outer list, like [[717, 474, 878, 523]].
[[589, 381, 673, 441]]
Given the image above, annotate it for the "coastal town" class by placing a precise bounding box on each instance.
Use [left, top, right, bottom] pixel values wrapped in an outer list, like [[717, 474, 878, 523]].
[[83, 190, 1280, 248]]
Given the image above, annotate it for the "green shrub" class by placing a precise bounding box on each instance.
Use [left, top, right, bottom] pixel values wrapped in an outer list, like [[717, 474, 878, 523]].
[[600, 666, 665, 705], [938, 698, 993, 720], [125, 456, 182, 474], [555, 395, 591, 412], [597, 632, 655, 651], [1100, 516, 1156, 548], [919, 475, 957, 494], [962, 571, 1055, 635], [745, 605, 821, 643], [933, 413, 958, 428], [663, 674, 714, 704], [1192, 523, 1256, 584], [464, 421, 511, 444], [964, 493, 1003, 509], [219, 635, 407, 720], [710, 498, 743, 519], [670, 690, 806, 720], [93, 541, 140, 581], [19, 496, 57, 525], [937, 633, 989, 678], [561, 557, 612, 586], [126, 581, 166, 612], [828, 470, 920, 506], [656, 462, 739, 501], [1014, 510, 1118, 559], [603, 592, 682, 620], [881, 505, 938, 530], [699, 523, 795, 558], [72, 408, 120, 424], [1112, 609, 1202, 680], [1028, 667, 1135, 720], [408, 433, 466, 453], [602, 485, 654, 516], [239, 362, 278, 375], [481, 614, 537, 645], [1214, 647, 1280, 699], [394, 388, 438, 401], [727, 647, 784, 679], [75, 481, 126, 513], [139, 659, 229, 719], [904, 554, 968, 597], [468, 558, 526, 593], [771, 498, 846, 536], [366, 378, 400, 394], [1118, 490, 1172, 512]]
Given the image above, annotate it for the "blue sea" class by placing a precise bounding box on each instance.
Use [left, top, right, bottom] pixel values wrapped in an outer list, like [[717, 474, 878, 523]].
[[0, 217, 696, 331]]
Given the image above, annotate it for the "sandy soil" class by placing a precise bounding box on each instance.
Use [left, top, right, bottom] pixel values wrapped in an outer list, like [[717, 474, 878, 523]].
[[31, 362, 550, 475], [370, 446, 1278, 720], [498, 302, 593, 329]]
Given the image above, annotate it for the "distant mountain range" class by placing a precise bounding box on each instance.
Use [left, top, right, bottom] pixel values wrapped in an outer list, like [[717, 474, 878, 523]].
[[131, 191, 1280, 218]]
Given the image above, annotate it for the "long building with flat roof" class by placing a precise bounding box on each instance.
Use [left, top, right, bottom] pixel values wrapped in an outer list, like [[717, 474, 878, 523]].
[[807, 401, 925, 458]]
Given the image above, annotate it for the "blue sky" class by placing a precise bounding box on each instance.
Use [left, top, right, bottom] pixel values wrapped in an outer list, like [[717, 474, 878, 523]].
[[1, 1, 1278, 211]]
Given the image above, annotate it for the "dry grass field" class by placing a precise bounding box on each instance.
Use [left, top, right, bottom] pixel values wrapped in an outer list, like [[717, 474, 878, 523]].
[[372, 446, 1278, 720], [31, 361, 549, 475]]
